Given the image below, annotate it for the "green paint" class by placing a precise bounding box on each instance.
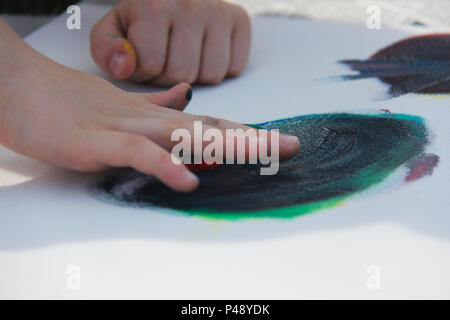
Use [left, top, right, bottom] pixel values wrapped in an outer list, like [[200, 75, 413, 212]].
[[173, 113, 430, 220], [244, 123, 272, 131], [105, 32, 120, 39], [95, 112, 436, 221], [181, 195, 349, 220]]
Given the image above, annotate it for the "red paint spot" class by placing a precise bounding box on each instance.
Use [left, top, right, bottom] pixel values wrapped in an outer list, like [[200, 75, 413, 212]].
[[186, 161, 221, 172], [406, 153, 439, 182]]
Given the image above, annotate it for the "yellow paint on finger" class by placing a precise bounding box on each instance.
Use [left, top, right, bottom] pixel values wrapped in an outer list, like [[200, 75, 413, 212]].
[[123, 40, 136, 58]]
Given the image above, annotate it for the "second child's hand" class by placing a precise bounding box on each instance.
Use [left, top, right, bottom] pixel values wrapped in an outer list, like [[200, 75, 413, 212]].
[[90, 0, 251, 86]]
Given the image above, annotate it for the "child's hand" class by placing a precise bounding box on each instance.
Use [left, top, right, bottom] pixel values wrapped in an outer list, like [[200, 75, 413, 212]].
[[0, 30, 299, 193], [90, 0, 251, 86]]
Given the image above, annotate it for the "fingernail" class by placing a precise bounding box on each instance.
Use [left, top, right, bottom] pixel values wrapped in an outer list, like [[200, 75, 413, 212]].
[[185, 87, 193, 102], [110, 52, 127, 78], [280, 135, 300, 151]]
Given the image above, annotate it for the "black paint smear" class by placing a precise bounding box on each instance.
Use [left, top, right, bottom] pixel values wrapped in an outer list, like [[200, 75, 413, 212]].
[[93, 113, 435, 216], [340, 34, 450, 97]]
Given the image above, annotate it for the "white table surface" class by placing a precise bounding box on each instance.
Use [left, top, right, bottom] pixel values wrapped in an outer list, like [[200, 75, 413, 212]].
[[0, 3, 449, 299]]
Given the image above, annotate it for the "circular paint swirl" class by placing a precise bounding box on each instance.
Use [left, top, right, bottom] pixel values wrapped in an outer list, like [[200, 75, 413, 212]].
[[93, 112, 437, 219]]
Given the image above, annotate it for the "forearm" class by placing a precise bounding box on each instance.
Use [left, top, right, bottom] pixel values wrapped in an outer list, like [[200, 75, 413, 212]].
[[0, 18, 43, 145], [0, 18, 31, 76], [0, 19, 26, 106]]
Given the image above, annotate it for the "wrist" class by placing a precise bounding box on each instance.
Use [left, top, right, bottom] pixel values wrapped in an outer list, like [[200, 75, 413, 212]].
[[0, 19, 37, 145]]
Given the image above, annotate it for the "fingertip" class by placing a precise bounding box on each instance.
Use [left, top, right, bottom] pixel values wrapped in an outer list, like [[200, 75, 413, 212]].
[[160, 156, 200, 192], [227, 67, 244, 78], [168, 82, 193, 110], [184, 85, 193, 102], [109, 40, 136, 79], [180, 169, 200, 192], [169, 82, 191, 96], [279, 135, 300, 160], [170, 167, 199, 193]]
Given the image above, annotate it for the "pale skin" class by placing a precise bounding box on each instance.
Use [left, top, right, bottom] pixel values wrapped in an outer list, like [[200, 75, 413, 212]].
[[0, 1, 300, 193], [90, 0, 252, 85]]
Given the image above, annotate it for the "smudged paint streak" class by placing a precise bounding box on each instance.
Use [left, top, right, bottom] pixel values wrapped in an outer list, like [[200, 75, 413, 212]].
[[92, 112, 439, 220], [406, 153, 439, 182], [340, 34, 450, 97]]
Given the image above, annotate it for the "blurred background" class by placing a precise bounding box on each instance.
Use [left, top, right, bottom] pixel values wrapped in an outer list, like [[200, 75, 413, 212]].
[[1, 0, 80, 36], [1, 0, 450, 37], [0, 0, 79, 14]]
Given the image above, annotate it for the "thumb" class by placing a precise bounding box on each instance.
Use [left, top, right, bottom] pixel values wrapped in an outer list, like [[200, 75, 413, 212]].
[[90, 8, 136, 80], [142, 83, 193, 111]]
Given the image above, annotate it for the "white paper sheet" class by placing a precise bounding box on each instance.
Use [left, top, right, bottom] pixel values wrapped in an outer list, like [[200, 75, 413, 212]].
[[0, 3, 449, 299]]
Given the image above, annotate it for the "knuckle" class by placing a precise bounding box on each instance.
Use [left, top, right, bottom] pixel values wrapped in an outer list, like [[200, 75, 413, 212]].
[[233, 5, 251, 24], [122, 134, 147, 149], [179, 0, 200, 12], [180, 0, 204, 21], [167, 118, 188, 130], [200, 115, 220, 126], [208, 0, 224, 18], [165, 67, 198, 84], [144, 0, 169, 16], [138, 58, 165, 78], [200, 70, 226, 84]]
